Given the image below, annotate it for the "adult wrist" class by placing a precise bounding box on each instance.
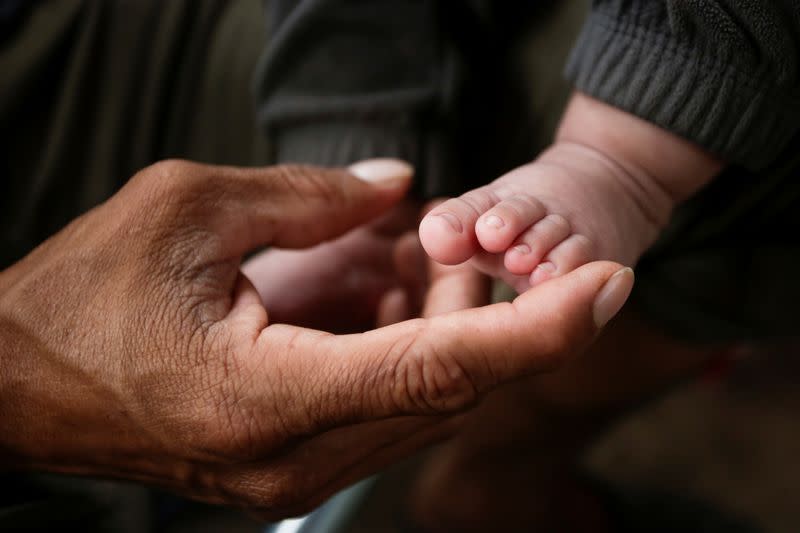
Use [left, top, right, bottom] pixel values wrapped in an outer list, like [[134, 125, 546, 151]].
[[0, 265, 122, 475], [0, 272, 36, 468]]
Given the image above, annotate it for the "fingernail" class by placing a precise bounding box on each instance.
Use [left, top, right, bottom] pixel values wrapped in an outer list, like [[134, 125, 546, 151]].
[[348, 158, 413, 187], [593, 267, 634, 329]]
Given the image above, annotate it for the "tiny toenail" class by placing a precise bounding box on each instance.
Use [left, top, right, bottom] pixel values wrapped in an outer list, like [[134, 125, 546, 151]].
[[513, 244, 530, 254], [537, 262, 556, 273], [435, 212, 463, 233], [484, 215, 505, 229]]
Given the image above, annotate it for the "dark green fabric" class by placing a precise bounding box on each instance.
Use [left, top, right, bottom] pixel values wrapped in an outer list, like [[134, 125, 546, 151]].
[[254, 1, 549, 197], [634, 141, 800, 342], [255, 1, 800, 175], [565, 1, 800, 171], [254, 0, 458, 197], [0, 0, 270, 270]]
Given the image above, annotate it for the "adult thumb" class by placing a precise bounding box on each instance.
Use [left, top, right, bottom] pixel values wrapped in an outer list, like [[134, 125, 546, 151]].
[[248, 262, 634, 433]]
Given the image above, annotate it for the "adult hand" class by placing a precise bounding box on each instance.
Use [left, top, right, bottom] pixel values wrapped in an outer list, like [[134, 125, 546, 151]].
[[0, 159, 633, 518]]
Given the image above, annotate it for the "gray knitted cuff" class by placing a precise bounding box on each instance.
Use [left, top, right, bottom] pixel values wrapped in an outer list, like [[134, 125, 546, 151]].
[[565, 9, 800, 170]]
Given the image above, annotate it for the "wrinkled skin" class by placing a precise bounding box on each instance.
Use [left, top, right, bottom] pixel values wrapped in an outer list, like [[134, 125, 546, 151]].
[[0, 159, 628, 519]]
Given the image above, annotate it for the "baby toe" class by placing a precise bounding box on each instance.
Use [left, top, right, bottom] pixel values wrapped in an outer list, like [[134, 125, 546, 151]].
[[503, 214, 571, 275], [529, 234, 595, 285], [475, 195, 546, 253]]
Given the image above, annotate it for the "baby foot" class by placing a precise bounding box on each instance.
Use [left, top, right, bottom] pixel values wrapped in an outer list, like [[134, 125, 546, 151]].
[[419, 143, 674, 293]]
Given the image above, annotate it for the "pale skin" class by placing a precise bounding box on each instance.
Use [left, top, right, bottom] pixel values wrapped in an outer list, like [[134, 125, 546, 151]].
[[419, 91, 723, 291], [0, 158, 633, 519], [411, 92, 728, 531]]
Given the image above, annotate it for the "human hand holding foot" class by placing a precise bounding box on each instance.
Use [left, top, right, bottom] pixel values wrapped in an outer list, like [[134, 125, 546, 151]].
[[0, 158, 633, 518], [412, 91, 724, 532], [419, 91, 723, 293]]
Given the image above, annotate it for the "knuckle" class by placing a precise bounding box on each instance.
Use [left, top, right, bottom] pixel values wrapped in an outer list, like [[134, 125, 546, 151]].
[[270, 164, 348, 205], [124, 160, 224, 266], [143, 159, 222, 207], [145, 158, 195, 179], [138, 159, 201, 196], [125, 159, 209, 224], [390, 332, 480, 414]]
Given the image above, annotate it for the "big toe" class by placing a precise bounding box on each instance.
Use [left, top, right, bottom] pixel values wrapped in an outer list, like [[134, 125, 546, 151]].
[[419, 211, 477, 265], [419, 191, 498, 264]]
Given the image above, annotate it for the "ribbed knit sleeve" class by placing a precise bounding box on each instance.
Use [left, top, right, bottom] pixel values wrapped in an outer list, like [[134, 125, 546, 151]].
[[565, 1, 800, 170]]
